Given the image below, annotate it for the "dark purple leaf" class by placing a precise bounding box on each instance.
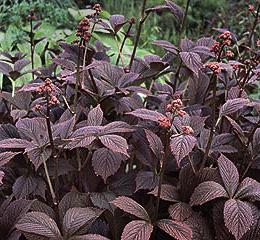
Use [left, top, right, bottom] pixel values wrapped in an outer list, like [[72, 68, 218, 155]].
[[224, 199, 253, 240], [12, 175, 37, 199], [99, 134, 129, 156], [33, 21, 43, 30], [0, 91, 31, 110], [219, 98, 248, 117], [126, 108, 165, 122], [63, 207, 103, 236], [15, 212, 61, 238], [157, 219, 192, 240], [151, 40, 178, 55], [101, 121, 135, 135], [90, 191, 117, 213], [234, 177, 260, 201], [180, 52, 203, 76], [148, 184, 180, 202], [87, 105, 103, 126], [65, 136, 96, 149], [166, 0, 184, 23], [144, 129, 163, 157], [92, 148, 126, 182], [180, 38, 195, 52], [217, 154, 239, 198], [121, 220, 153, 240], [110, 196, 150, 222], [190, 181, 228, 206], [11, 110, 27, 121], [135, 171, 159, 191], [0, 62, 13, 75], [117, 72, 140, 87], [0, 151, 21, 167], [58, 191, 90, 220], [31, 201, 55, 219], [109, 15, 126, 33], [190, 46, 215, 58], [168, 202, 192, 222], [13, 60, 30, 72], [196, 37, 215, 48], [225, 116, 245, 144], [52, 58, 76, 71], [170, 134, 196, 167], [145, 5, 169, 13], [52, 116, 76, 139]]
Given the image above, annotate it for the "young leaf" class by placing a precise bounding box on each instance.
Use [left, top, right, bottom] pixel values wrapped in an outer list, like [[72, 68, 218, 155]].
[[144, 129, 163, 157], [135, 171, 159, 191], [92, 148, 126, 182], [148, 184, 180, 202], [109, 14, 126, 33], [168, 202, 192, 222], [224, 199, 253, 240], [99, 134, 129, 157], [156, 219, 192, 240], [179, 52, 203, 76], [110, 196, 150, 222], [219, 98, 248, 117], [165, 0, 184, 23], [190, 181, 228, 206], [87, 105, 103, 126], [15, 212, 61, 238], [121, 220, 153, 240], [63, 207, 103, 237], [170, 134, 196, 167], [217, 154, 239, 198]]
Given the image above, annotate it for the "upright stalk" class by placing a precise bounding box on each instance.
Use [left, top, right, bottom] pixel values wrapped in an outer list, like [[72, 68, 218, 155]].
[[129, 0, 147, 70], [200, 75, 217, 170], [178, 0, 191, 46], [29, 17, 35, 80], [248, 3, 260, 47]]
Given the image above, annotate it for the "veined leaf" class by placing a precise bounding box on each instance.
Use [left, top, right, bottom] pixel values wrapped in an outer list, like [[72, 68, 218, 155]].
[[168, 202, 192, 222], [144, 129, 163, 157], [219, 98, 247, 117], [135, 171, 159, 191], [110, 196, 150, 222], [126, 108, 165, 122], [87, 104, 103, 126], [148, 184, 180, 202], [180, 52, 203, 76], [121, 220, 153, 240], [190, 181, 228, 206]]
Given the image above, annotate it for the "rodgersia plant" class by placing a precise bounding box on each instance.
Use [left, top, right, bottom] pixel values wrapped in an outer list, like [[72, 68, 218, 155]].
[[0, 1, 260, 240]]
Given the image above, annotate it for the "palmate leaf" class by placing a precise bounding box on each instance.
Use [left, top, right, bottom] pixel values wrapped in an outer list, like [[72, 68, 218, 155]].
[[157, 219, 192, 240], [219, 98, 248, 117], [217, 154, 239, 198], [110, 196, 150, 222], [234, 177, 260, 201], [99, 134, 129, 157], [87, 105, 103, 126], [148, 184, 180, 202], [121, 220, 153, 240], [63, 207, 103, 237], [101, 121, 134, 135], [190, 181, 228, 206], [224, 199, 253, 240], [15, 212, 61, 238], [179, 52, 203, 76], [92, 148, 126, 182], [170, 134, 196, 167]]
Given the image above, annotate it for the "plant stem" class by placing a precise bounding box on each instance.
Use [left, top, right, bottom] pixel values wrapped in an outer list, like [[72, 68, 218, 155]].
[[29, 18, 35, 80], [46, 103, 59, 202], [200, 75, 217, 170], [178, 0, 191, 46], [248, 3, 260, 47], [173, 59, 182, 92], [116, 23, 132, 66], [129, 0, 147, 70]]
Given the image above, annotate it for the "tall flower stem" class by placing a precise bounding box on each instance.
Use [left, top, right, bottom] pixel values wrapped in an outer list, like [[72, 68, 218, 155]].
[[178, 0, 191, 46], [29, 17, 35, 80], [129, 0, 147, 70], [200, 75, 217, 170], [248, 3, 260, 47]]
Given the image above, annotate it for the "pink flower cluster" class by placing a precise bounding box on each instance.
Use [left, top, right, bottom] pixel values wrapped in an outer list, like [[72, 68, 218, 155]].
[[27, 9, 35, 21], [210, 41, 220, 53], [205, 62, 221, 74], [76, 18, 92, 42], [158, 116, 171, 128], [219, 31, 232, 46], [166, 98, 186, 117], [226, 50, 234, 58], [36, 78, 60, 107], [181, 126, 194, 134]]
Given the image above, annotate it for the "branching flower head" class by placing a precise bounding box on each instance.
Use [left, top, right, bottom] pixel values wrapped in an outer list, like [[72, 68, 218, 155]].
[[181, 126, 194, 134], [205, 62, 221, 74], [158, 116, 171, 128]]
